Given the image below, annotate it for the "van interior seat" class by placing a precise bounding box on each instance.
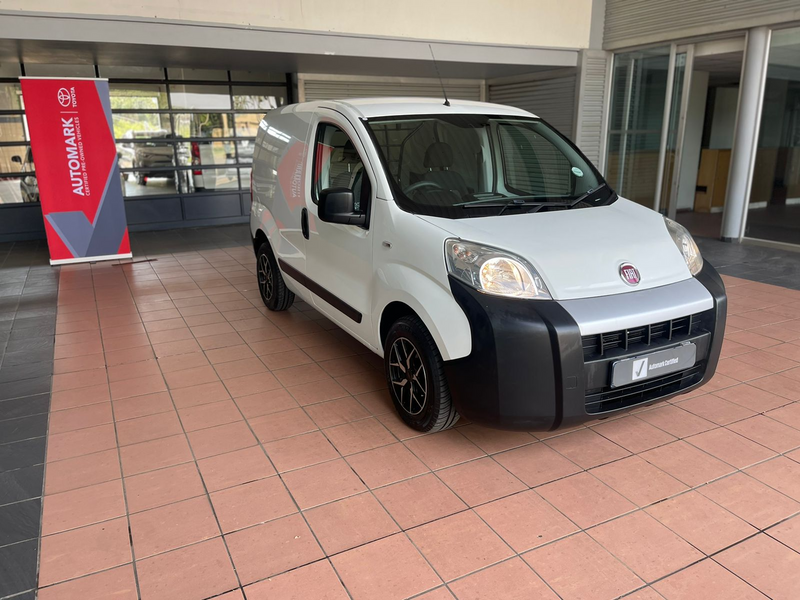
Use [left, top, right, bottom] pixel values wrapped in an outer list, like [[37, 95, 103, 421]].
[[422, 142, 469, 197]]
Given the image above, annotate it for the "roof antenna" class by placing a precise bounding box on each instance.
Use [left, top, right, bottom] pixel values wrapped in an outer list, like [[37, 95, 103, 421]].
[[428, 44, 450, 107]]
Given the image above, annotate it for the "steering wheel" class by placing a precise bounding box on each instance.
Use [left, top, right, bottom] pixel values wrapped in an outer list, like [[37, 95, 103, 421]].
[[403, 180, 445, 195]]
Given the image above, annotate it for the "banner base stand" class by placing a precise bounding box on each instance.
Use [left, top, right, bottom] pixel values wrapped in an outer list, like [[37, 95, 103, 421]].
[[50, 253, 133, 266]]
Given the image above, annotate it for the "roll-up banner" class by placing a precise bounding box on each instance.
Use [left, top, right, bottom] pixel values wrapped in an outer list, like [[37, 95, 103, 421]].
[[20, 77, 131, 265]]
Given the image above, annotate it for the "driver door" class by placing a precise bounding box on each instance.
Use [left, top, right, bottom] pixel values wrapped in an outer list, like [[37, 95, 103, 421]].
[[304, 112, 376, 347]]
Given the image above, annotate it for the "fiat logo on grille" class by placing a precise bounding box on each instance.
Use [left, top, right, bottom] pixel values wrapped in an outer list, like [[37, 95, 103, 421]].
[[620, 263, 641, 286]]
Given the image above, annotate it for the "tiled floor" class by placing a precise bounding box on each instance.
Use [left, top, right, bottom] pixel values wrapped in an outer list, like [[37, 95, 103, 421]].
[[1, 226, 800, 600]]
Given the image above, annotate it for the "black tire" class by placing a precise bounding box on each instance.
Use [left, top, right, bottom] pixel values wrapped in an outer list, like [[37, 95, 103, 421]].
[[256, 242, 294, 311], [384, 315, 459, 432]]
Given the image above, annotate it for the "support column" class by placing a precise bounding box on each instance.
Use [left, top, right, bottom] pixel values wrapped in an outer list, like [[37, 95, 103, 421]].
[[721, 26, 771, 241]]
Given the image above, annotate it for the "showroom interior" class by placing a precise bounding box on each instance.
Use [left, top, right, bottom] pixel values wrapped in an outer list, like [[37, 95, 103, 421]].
[[2, 2, 800, 600]]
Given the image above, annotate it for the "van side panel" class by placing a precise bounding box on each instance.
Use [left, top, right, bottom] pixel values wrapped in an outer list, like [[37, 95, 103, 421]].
[[251, 106, 314, 299]]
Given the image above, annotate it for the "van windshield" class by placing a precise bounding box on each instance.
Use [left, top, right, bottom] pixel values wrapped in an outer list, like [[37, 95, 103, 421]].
[[366, 114, 614, 218]]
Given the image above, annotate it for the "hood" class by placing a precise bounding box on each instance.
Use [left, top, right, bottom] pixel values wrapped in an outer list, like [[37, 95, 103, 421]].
[[419, 198, 693, 300]]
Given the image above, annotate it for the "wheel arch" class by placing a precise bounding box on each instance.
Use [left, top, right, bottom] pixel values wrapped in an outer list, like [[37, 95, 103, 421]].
[[253, 228, 268, 255]]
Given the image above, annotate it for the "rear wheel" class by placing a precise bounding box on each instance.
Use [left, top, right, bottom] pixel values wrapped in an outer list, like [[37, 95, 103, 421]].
[[256, 242, 294, 311], [384, 315, 459, 432]]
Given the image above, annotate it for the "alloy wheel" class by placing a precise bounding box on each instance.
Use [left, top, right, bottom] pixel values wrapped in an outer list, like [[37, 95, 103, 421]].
[[388, 337, 427, 416], [257, 253, 274, 301]]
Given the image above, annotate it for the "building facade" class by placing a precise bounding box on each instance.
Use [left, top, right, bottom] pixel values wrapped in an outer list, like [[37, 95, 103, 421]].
[[1, 1, 799, 249]]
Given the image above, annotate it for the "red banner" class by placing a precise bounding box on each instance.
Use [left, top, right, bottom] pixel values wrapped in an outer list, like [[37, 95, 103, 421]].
[[20, 78, 131, 264]]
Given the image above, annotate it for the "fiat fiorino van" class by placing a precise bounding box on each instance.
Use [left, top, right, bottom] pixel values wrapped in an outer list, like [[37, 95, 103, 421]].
[[250, 98, 726, 432]]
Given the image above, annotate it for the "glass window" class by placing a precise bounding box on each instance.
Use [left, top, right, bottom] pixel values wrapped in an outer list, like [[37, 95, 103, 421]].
[[236, 140, 255, 164], [109, 84, 168, 110], [234, 113, 262, 138], [0, 114, 27, 142], [0, 63, 20, 77], [0, 177, 28, 204], [0, 146, 30, 174], [100, 66, 165, 79], [117, 141, 175, 172], [122, 170, 179, 197], [188, 167, 239, 192], [498, 124, 574, 196], [232, 86, 286, 110], [240, 167, 252, 191], [313, 123, 369, 211], [113, 113, 172, 140], [0, 83, 22, 110], [174, 113, 234, 138], [176, 141, 236, 167], [169, 84, 231, 110], [24, 63, 96, 77], [167, 68, 228, 81]]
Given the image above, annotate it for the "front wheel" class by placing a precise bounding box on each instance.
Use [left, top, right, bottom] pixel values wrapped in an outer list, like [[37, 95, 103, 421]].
[[384, 315, 459, 432], [256, 242, 294, 311]]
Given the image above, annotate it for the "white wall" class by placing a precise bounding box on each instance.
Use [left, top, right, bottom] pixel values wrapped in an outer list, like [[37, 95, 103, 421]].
[[0, 1, 593, 49], [676, 70, 709, 210]]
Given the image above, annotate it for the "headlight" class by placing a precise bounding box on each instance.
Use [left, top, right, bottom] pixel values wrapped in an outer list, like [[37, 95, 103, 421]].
[[664, 217, 703, 276], [445, 239, 551, 299]]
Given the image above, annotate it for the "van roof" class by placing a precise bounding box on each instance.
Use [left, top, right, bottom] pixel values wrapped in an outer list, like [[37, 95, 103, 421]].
[[303, 97, 536, 120]]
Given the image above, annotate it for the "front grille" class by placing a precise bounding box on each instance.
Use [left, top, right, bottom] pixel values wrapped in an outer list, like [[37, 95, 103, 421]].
[[581, 311, 711, 361], [585, 363, 705, 414]]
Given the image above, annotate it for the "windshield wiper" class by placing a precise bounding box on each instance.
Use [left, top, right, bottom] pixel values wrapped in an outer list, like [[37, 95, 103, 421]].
[[460, 184, 610, 215]]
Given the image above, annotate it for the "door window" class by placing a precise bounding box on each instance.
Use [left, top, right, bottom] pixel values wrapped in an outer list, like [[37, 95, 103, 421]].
[[312, 123, 370, 213]]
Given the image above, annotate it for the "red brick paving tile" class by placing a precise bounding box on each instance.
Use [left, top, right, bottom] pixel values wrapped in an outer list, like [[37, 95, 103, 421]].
[[331, 534, 442, 600], [110, 374, 167, 401], [639, 440, 734, 487], [302, 341, 358, 361], [748, 373, 800, 401], [119, 434, 194, 476], [234, 388, 298, 419], [177, 399, 242, 432], [140, 308, 181, 322], [727, 415, 800, 453], [197, 445, 276, 492], [590, 511, 703, 583], [288, 331, 338, 348], [170, 380, 231, 409], [107, 359, 162, 383], [677, 393, 757, 425], [287, 378, 350, 405], [250, 408, 317, 443], [687, 427, 775, 469], [56, 318, 99, 335], [213, 357, 267, 380], [537, 472, 636, 529], [303, 396, 369, 429], [225, 513, 324, 584], [151, 338, 203, 358], [653, 559, 768, 600], [336, 370, 387, 395], [475, 488, 577, 553], [411, 587, 455, 599], [248, 337, 299, 356], [347, 443, 429, 488], [378, 411, 428, 440], [262, 430, 336, 473], [113, 391, 173, 421], [739, 348, 800, 372], [545, 428, 630, 469], [747, 455, 800, 501], [272, 363, 330, 388], [53, 353, 106, 375], [407, 510, 513, 581], [136, 537, 238, 600], [116, 411, 183, 446], [190, 321, 235, 337], [37, 564, 137, 600], [726, 330, 783, 350], [187, 420, 257, 459], [716, 534, 800, 600], [46, 424, 118, 462], [42, 479, 126, 535], [769, 514, 800, 552], [283, 458, 366, 509], [591, 456, 687, 507], [38, 518, 132, 586], [223, 371, 282, 398], [636, 404, 716, 438], [102, 323, 147, 340], [48, 402, 113, 435], [403, 430, 485, 471], [130, 496, 220, 559], [353, 389, 394, 415], [591, 416, 677, 454], [211, 476, 296, 533], [197, 332, 244, 351], [322, 419, 394, 457], [244, 559, 349, 600], [437, 457, 526, 506], [457, 424, 536, 454], [751, 323, 800, 343], [204, 344, 257, 364], [494, 442, 582, 487], [102, 333, 150, 352], [318, 355, 374, 377], [260, 349, 315, 370], [767, 401, 800, 430], [104, 345, 156, 367], [143, 317, 186, 332], [54, 339, 104, 360], [55, 330, 102, 347], [449, 557, 559, 600], [44, 449, 121, 495], [154, 351, 209, 375], [124, 462, 206, 513], [305, 492, 399, 554], [374, 473, 466, 529], [699, 472, 800, 529], [52, 368, 107, 393]]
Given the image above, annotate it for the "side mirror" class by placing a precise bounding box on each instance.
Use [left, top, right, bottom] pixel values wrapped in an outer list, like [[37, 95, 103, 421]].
[[11, 155, 22, 164], [318, 187, 365, 226]]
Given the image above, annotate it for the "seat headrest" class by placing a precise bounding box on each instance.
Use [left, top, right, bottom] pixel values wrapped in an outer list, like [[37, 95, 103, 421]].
[[424, 142, 454, 169], [338, 141, 359, 163]]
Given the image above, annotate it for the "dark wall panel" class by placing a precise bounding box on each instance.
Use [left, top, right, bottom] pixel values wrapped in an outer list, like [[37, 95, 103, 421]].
[[0, 205, 45, 240], [184, 194, 242, 220], [124, 198, 183, 225]]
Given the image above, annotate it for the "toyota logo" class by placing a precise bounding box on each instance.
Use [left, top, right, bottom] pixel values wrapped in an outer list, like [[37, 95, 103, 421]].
[[57, 88, 71, 107], [619, 263, 641, 286]]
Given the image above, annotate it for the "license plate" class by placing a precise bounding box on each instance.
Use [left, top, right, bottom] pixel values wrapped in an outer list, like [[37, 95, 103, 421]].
[[611, 343, 696, 388]]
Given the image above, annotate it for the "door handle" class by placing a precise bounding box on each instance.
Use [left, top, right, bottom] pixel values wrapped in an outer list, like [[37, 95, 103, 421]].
[[301, 207, 309, 240]]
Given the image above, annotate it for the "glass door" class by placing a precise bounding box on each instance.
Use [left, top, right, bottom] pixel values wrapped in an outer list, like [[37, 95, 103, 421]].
[[661, 49, 694, 219]]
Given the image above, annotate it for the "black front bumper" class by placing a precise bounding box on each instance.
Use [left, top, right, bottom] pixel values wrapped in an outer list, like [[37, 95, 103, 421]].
[[443, 263, 727, 431]]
